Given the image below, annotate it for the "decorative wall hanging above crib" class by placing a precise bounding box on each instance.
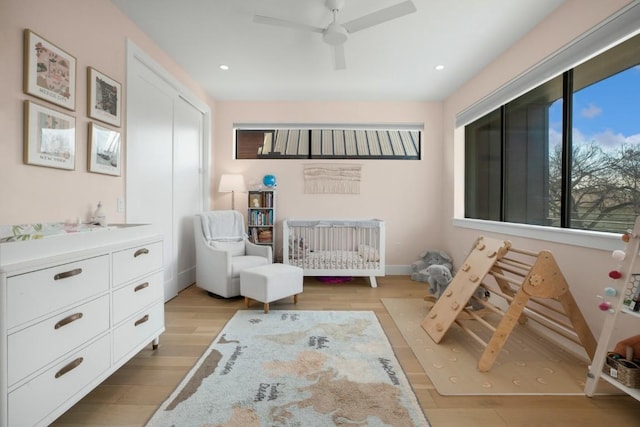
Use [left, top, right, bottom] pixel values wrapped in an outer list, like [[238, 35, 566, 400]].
[[303, 164, 362, 194]]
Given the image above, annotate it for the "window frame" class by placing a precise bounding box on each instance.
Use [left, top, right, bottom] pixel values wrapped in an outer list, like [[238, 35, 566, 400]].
[[234, 124, 423, 160], [455, 3, 640, 251]]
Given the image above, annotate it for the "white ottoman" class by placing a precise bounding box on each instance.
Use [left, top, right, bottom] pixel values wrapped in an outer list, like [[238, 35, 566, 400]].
[[240, 263, 303, 313]]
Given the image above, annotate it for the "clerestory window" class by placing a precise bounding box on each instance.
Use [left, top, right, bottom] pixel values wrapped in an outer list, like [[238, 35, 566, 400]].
[[235, 127, 421, 160]]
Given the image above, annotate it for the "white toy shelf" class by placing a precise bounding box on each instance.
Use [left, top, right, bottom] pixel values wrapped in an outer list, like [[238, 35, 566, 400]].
[[584, 217, 640, 401]]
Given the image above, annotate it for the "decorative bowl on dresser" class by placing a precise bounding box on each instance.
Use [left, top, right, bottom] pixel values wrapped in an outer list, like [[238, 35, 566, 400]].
[[0, 224, 164, 427]]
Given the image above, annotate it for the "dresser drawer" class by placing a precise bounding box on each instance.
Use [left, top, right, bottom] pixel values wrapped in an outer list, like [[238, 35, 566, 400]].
[[112, 241, 162, 286], [112, 270, 163, 325], [7, 255, 109, 329], [8, 295, 110, 387], [113, 302, 164, 363], [8, 334, 110, 427]]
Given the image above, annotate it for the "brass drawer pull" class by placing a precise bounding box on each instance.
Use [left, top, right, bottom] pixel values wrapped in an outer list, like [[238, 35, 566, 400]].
[[134, 248, 149, 258], [54, 312, 83, 329], [134, 314, 149, 327], [55, 357, 83, 378], [54, 268, 82, 280], [134, 282, 149, 292]]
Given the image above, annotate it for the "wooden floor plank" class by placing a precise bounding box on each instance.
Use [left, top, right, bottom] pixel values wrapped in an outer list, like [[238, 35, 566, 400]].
[[52, 276, 640, 426]]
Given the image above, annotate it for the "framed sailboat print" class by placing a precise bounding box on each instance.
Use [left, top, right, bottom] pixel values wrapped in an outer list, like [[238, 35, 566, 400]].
[[88, 122, 121, 176]]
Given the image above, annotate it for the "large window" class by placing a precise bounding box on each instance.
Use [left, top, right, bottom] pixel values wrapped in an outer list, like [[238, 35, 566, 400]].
[[465, 33, 640, 233], [235, 127, 421, 160]]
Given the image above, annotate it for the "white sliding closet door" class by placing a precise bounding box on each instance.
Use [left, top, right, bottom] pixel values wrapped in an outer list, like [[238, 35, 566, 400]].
[[127, 60, 176, 298], [126, 42, 209, 300], [173, 97, 203, 291]]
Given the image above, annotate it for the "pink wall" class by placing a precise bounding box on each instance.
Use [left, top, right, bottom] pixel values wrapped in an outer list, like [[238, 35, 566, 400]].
[[213, 101, 443, 264], [441, 0, 635, 338], [0, 0, 213, 226], [2, 0, 636, 336]]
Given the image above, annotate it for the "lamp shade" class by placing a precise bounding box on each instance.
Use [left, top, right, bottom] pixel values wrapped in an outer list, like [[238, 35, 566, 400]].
[[218, 174, 246, 193]]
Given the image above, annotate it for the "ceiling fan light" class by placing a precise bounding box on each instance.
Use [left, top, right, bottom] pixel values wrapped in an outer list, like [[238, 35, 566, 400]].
[[323, 23, 348, 45]]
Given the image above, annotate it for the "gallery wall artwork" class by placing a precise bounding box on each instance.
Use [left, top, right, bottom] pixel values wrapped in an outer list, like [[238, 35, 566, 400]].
[[22, 28, 125, 177], [23, 29, 76, 111], [87, 67, 122, 127], [88, 122, 121, 176], [23, 100, 76, 170]]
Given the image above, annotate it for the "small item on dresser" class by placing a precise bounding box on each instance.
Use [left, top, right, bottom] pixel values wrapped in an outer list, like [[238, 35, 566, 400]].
[[93, 201, 107, 227]]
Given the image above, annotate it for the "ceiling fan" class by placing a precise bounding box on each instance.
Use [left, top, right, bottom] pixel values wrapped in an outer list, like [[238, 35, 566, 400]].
[[253, 0, 417, 70]]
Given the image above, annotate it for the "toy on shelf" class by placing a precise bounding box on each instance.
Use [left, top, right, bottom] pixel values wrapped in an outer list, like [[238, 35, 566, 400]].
[[421, 236, 596, 372], [263, 174, 276, 188]]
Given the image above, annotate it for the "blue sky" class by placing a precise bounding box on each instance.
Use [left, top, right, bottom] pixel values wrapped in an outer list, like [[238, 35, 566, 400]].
[[548, 65, 640, 149]]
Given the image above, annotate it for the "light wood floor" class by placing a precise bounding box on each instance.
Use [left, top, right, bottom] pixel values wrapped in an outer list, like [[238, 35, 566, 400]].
[[53, 276, 640, 427]]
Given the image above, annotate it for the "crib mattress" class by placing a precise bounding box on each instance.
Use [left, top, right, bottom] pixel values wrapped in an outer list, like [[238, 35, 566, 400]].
[[287, 250, 380, 271]]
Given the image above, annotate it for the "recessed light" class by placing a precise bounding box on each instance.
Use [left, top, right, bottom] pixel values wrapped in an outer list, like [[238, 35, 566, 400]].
[[219, 65, 229, 71], [434, 65, 445, 71]]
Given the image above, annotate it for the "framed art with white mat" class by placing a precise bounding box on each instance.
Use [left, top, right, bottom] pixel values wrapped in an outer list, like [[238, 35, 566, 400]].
[[88, 122, 121, 176], [87, 67, 121, 127], [23, 100, 75, 170], [23, 29, 76, 111]]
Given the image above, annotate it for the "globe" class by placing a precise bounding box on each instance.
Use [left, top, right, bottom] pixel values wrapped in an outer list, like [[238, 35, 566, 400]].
[[263, 174, 276, 188]]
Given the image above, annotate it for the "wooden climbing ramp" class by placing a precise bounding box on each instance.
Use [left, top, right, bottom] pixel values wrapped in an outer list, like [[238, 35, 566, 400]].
[[421, 236, 596, 372]]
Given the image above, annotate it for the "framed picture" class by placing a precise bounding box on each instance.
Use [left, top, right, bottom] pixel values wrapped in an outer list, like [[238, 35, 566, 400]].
[[249, 193, 262, 208], [23, 29, 76, 111], [24, 100, 76, 170], [87, 67, 121, 127], [88, 122, 121, 176]]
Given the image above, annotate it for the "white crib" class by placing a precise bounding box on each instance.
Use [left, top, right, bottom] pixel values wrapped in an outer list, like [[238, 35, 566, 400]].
[[283, 219, 385, 287]]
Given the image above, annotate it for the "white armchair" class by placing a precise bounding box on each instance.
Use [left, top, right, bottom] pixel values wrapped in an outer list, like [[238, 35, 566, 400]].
[[194, 210, 272, 298]]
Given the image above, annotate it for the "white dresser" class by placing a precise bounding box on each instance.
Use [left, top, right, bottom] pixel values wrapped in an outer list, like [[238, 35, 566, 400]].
[[0, 224, 164, 427]]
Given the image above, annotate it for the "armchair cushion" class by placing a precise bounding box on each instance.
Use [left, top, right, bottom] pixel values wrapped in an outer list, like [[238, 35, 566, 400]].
[[231, 255, 270, 276], [210, 240, 245, 256]]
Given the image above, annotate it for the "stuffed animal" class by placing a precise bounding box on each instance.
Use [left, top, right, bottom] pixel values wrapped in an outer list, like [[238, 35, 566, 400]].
[[288, 236, 308, 254], [422, 263, 488, 310], [410, 269, 431, 283], [410, 250, 453, 283], [424, 264, 453, 298], [411, 250, 453, 275], [412, 250, 489, 310]]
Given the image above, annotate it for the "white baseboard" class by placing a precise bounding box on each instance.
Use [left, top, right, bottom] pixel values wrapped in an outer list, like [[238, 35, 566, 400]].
[[384, 265, 412, 275]]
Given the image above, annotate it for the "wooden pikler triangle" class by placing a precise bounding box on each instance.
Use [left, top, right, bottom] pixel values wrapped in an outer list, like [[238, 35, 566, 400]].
[[421, 236, 596, 372]]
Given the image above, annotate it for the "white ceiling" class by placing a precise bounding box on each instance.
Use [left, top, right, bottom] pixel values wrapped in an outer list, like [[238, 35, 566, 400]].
[[110, 0, 565, 101]]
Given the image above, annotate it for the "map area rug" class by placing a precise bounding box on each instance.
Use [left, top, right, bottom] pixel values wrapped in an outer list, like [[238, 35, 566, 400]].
[[146, 310, 430, 426], [382, 298, 612, 396]]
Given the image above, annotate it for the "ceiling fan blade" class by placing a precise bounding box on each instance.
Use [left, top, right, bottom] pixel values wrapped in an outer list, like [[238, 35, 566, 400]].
[[253, 15, 324, 34], [343, 0, 416, 33], [334, 44, 346, 70]]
